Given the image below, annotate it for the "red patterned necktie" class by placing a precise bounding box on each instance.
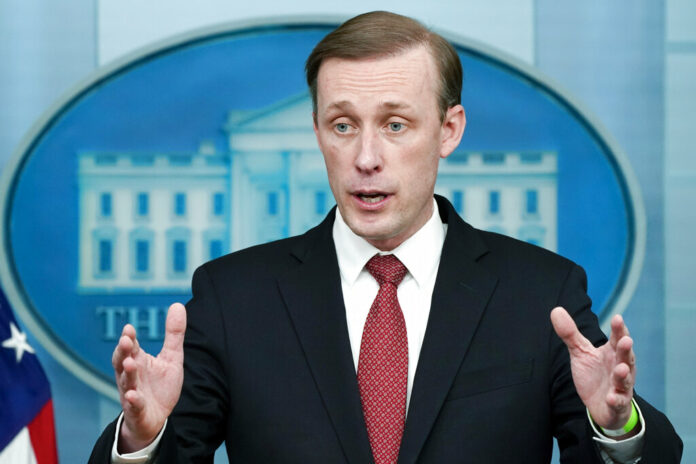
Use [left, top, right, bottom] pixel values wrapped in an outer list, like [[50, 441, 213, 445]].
[[358, 254, 409, 464]]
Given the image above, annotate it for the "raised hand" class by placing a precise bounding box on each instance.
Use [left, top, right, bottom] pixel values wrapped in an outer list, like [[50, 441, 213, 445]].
[[550, 306, 637, 434], [112, 303, 187, 452]]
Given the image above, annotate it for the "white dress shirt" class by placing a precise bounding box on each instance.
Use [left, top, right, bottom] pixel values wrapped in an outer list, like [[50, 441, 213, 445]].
[[113, 198, 642, 463], [333, 199, 446, 411]]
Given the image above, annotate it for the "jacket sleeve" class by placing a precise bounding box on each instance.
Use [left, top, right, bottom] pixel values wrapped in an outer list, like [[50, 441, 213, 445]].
[[88, 418, 118, 463], [164, 264, 230, 462]]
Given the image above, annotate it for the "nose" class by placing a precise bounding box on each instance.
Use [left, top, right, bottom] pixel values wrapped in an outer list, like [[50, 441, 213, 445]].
[[354, 130, 382, 174]]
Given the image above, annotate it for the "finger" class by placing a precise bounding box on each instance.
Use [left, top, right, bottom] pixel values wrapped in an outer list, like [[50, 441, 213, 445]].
[[615, 338, 636, 389], [122, 323, 136, 340], [550, 307, 594, 355], [120, 354, 139, 392], [609, 315, 629, 349], [112, 323, 137, 369], [612, 362, 633, 393], [112, 332, 134, 375], [124, 389, 145, 413], [131, 333, 140, 357], [606, 391, 632, 413], [161, 303, 187, 358], [615, 336, 635, 366]]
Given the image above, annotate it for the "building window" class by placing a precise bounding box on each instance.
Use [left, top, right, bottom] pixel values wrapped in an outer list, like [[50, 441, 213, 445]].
[[129, 228, 154, 278], [204, 229, 226, 262], [136, 193, 149, 217], [93, 227, 118, 279], [267, 192, 278, 216], [99, 240, 112, 272], [452, 190, 464, 214], [174, 193, 186, 216], [489, 191, 500, 214], [209, 240, 223, 260], [166, 227, 190, 278], [100, 193, 112, 218], [315, 191, 326, 215], [135, 240, 149, 272], [525, 189, 538, 215], [483, 152, 505, 164], [447, 151, 469, 164], [173, 240, 187, 273], [213, 192, 224, 216], [95, 154, 117, 165], [520, 152, 543, 164]]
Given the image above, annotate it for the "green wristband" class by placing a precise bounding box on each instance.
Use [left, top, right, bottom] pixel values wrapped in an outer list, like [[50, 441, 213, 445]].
[[600, 401, 639, 437]]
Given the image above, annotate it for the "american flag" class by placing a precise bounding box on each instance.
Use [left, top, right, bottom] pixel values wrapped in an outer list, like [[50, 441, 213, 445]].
[[0, 287, 58, 463]]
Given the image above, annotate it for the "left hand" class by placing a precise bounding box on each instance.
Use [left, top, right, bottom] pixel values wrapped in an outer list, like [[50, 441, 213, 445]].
[[550, 307, 636, 431]]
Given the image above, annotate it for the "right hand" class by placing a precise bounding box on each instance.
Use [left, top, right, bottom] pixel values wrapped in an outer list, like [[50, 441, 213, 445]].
[[112, 303, 187, 453]]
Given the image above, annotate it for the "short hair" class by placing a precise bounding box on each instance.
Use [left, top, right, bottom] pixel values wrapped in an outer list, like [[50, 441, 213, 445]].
[[305, 11, 462, 120]]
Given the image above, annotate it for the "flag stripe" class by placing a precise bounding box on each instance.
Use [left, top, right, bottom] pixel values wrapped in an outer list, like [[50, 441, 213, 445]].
[[1, 287, 58, 463], [0, 427, 37, 464], [27, 400, 58, 464]]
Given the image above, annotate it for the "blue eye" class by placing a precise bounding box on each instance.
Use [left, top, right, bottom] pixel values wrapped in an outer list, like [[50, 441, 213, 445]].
[[336, 123, 349, 133], [389, 122, 403, 132]]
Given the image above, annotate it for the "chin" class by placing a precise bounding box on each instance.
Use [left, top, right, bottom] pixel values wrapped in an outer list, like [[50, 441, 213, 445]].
[[342, 206, 401, 239], [350, 221, 401, 246], [349, 223, 385, 240]]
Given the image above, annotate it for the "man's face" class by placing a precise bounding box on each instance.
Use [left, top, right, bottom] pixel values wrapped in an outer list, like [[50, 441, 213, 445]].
[[313, 45, 466, 250]]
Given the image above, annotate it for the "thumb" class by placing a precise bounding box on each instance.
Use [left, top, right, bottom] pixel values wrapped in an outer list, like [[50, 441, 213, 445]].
[[550, 306, 592, 355], [160, 303, 186, 357]]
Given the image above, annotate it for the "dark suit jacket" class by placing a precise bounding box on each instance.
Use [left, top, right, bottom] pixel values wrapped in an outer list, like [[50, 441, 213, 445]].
[[90, 196, 682, 463]]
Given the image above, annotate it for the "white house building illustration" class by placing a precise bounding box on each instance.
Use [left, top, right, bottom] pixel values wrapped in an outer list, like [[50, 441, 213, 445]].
[[77, 93, 557, 293]]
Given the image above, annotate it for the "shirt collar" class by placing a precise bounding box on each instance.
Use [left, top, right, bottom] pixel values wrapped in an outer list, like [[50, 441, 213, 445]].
[[332, 198, 446, 287]]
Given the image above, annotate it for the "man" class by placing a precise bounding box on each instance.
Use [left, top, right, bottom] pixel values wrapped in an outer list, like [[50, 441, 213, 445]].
[[90, 11, 682, 463]]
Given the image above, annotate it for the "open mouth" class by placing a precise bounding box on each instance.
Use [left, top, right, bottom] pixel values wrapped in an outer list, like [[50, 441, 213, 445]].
[[357, 193, 387, 204], [353, 191, 391, 209]]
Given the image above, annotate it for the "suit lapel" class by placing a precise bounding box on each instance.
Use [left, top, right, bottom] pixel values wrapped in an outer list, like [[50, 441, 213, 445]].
[[277, 199, 498, 464], [398, 197, 498, 464], [277, 211, 374, 464]]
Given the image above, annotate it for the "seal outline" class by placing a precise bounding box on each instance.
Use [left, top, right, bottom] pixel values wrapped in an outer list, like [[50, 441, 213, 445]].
[[0, 15, 645, 399]]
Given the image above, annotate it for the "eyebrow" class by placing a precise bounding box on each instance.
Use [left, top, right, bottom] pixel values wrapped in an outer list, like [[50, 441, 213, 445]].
[[323, 100, 413, 113], [324, 100, 355, 113], [379, 101, 412, 111]]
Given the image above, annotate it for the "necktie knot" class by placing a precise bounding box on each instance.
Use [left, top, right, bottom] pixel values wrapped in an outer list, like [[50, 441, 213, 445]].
[[366, 254, 407, 287]]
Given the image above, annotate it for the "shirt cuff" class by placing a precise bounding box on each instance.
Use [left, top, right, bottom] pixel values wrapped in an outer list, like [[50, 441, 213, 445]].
[[587, 399, 645, 464], [110, 412, 167, 463]]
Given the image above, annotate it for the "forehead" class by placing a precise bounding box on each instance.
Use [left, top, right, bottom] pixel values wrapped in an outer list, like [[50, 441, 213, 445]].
[[315, 46, 439, 111]]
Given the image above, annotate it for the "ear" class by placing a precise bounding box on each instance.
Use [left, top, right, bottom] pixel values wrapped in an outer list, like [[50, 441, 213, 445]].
[[439, 105, 466, 159]]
